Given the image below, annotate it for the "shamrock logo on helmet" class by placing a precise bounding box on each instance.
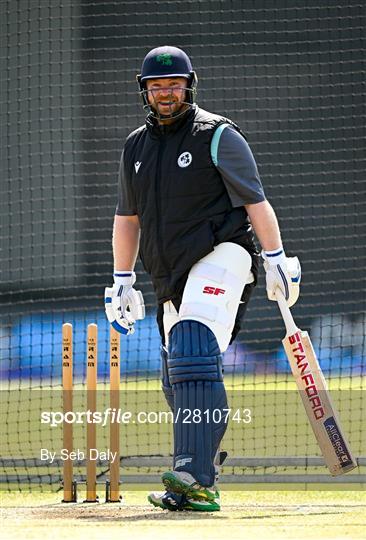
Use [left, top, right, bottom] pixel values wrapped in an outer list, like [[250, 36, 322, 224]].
[[156, 53, 173, 66]]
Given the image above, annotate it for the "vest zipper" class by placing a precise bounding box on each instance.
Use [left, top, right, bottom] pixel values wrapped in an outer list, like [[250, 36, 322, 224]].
[[155, 137, 170, 271]]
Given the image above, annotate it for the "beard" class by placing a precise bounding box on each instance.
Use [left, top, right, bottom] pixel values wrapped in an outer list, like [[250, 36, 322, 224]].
[[154, 100, 184, 118]]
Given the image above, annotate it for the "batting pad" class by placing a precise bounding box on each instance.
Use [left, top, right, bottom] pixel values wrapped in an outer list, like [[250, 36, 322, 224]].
[[168, 320, 228, 487]]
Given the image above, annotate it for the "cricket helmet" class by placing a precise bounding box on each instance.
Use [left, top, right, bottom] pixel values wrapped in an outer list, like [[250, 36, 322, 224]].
[[136, 46, 198, 118]]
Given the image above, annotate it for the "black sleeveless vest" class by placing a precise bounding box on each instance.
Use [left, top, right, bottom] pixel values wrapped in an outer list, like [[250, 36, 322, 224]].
[[123, 105, 259, 303]]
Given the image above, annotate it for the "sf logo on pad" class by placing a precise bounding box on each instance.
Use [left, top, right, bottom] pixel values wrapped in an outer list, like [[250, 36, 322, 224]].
[[203, 286, 225, 296]]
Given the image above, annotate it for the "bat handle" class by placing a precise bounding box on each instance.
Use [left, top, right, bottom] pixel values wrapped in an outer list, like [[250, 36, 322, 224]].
[[275, 290, 299, 336]]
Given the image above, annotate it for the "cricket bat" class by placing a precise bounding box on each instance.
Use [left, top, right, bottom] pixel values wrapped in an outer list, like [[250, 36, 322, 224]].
[[276, 291, 357, 476]]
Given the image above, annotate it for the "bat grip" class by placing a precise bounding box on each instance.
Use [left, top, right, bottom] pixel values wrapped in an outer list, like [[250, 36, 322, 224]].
[[275, 290, 299, 336]]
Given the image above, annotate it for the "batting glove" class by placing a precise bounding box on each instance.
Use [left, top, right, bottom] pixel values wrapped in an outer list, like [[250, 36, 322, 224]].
[[262, 248, 301, 307], [104, 271, 145, 335]]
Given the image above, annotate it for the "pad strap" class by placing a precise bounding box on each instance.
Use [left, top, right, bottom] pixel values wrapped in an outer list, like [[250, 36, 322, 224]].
[[180, 302, 232, 329]]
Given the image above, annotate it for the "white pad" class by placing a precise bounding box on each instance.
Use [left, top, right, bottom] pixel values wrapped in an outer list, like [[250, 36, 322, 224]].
[[163, 242, 253, 352]]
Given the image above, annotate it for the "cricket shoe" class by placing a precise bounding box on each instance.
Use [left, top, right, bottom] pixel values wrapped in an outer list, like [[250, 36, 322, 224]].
[[148, 491, 185, 511], [161, 470, 217, 502], [148, 490, 220, 512]]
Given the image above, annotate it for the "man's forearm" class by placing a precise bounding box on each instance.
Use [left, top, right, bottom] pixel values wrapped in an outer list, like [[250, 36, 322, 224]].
[[112, 214, 140, 270], [245, 200, 282, 251]]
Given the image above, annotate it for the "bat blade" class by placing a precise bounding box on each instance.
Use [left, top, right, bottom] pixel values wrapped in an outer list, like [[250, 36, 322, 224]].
[[283, 329, 357, 476]]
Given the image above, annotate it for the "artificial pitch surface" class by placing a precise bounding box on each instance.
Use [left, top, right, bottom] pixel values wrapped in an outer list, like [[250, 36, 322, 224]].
[[1, 490, 365, 540]]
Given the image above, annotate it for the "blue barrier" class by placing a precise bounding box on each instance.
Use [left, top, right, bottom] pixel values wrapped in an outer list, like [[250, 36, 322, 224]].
[[0, 311, 363, 380], [2, 311, 161, 380]]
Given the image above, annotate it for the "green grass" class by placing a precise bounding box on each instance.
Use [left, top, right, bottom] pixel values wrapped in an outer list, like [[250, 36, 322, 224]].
[[1, 375, 365, 491], [2, 375, 364, 456]]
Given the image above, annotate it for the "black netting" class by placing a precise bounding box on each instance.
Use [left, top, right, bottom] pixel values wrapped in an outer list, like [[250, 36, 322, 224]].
[[1, 1, 365, 491]]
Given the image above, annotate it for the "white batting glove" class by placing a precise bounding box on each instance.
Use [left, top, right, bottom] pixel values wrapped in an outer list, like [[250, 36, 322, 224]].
[[104, 271, 145, 335], [262, 248, 301, 307]]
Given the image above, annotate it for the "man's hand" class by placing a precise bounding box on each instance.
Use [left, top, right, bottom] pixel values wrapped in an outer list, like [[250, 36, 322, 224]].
[[104, 271, 145, 335], [262, 249, 301, 307]]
